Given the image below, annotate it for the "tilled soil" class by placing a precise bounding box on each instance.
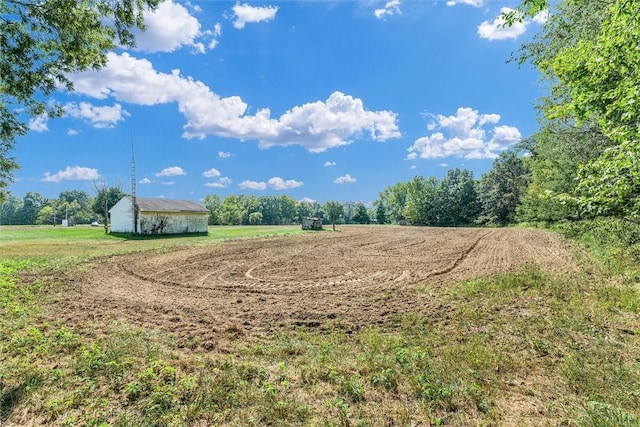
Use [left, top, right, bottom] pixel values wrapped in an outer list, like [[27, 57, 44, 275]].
[[48, 226, 578, 348]]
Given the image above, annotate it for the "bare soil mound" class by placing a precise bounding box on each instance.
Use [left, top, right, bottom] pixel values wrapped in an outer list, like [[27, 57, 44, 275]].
[[49, 226, 578, 348]]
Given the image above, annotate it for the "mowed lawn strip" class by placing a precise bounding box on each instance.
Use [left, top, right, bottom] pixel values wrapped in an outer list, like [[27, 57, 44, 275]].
[[1, 225, 639, 426], [0, 225, 302, 258]]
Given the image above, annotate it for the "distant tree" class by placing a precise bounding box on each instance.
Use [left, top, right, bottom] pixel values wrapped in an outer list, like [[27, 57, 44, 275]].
[[238, 195, 259, 225], [91, 185, 125, 232], [296, 201, 315, 223], [352, 203, 371, 224], [374, 202, 388, 224], [343, 201, 357, 224], [249, 211, 263, 225], [202, 194, 222, 225], [477, 150, 531, 226], [59, 190, 91, 209], [0, 194, 22, 225], [259, 196, 280, 224], [35, 205, 55, 225], [278, 194, 297, 224], [58, 190, 92, 223], [218, 195, 245, 225], [437, 168, 479, 226], [310, 201, 325, 219], [324, 200, 344, 231], [404, 176, 439, 226], [20, 191, 47, 225], [1, 0, 163, 201], [378, 182, 409, 223]]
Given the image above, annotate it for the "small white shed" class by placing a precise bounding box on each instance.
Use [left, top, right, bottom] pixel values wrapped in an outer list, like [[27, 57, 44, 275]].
[[109, 196, 209, 234]]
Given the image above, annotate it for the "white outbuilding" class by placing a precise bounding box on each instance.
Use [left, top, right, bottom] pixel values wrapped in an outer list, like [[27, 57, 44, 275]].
[[109, 196, 209, 234]]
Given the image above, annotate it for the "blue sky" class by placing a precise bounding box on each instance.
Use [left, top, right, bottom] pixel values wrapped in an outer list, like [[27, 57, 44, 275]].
[[10, 0, 548, 205]]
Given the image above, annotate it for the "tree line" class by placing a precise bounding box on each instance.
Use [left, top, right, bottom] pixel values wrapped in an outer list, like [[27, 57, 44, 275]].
[[0, 188, 126, 226], [0, 189, 374, 228], [201, 195, 373, 227]]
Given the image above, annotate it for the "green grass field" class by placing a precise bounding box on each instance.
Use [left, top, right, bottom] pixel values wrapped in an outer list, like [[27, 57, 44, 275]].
[[1, 225, 639, 426], [0, 225, 302, 258]]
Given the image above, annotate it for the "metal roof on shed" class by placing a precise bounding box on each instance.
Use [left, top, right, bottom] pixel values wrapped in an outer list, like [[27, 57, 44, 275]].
[[135, 197, 208, 213]]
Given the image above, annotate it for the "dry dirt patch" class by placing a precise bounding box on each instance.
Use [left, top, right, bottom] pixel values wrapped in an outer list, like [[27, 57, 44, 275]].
[[50, 226, 577, 347]]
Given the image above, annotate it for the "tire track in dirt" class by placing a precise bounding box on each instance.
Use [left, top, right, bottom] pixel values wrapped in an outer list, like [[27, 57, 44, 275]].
[[423, 229, 494, 279]]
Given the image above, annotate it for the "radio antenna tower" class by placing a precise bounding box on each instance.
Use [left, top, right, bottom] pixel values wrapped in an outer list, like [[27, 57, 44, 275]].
[[131, 130, 139, 233]]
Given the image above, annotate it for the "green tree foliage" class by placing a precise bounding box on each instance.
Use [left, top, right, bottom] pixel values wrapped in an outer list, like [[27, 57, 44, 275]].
[[511, 0, 640, 221], [58, 190, 93, 223], [342, 201, 356, 224], [203, 194, 312, 226], [202, 195, 221, 225], [91, 186, 126, 223], [352, 203, 371, 224], [0, 194, 22, 225], [217, 195, 248, 225], [1, 190, 95, 225], [404, 176, 439, 226], [377, 182, 409, 223], [0, 0, 162, 201], [258, 196, 279, 224], [438, 169, 479, 226], [35, 205, 55, 225], [517, 128, 614, 222], [375, 203, 387, 224], [296, 201, 314, 223], [21, 191, 47, 225], [248, 211, 263, 225], [257, 194, 297, 225], [502, 0, 550, 25], [476, 150, 531, 225], [324, 200, 344, 231], [278, 194, 297, 224], [552, 1, 640, 221], [376, 170, 482, 227]]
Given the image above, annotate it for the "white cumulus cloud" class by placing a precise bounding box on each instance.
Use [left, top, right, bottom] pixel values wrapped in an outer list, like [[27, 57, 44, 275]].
[[202, 168, 221, 178], [374, 0, 401, 19], [324, 161, 336, 167], [231, 3, 278, 30], [70, 53, 400, 153], [65, 102, 128, 128], [238, 177, 303, 190], [155, 166, 186, 177], [29, 115, 48, 132], [134, 0, 207, 53], [42, 166, 99, 183], [239, 180, 267, 190], [334, 174, 357, 184], [139, 177, 152, 184], [477, 7, 548, 41], [407, 107, 521, 160], [218, 151, 232, 159], [447, 0, 483, 6], [205, 177, 232, 188], [268, 177, 303, 190]]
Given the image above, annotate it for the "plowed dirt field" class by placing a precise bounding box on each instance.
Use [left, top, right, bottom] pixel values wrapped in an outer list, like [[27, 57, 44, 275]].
[[50, 226, 577, 348]]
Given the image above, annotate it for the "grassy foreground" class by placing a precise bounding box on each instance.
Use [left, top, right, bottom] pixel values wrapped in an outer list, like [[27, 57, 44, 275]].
[[1, 225, 640, 426]]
